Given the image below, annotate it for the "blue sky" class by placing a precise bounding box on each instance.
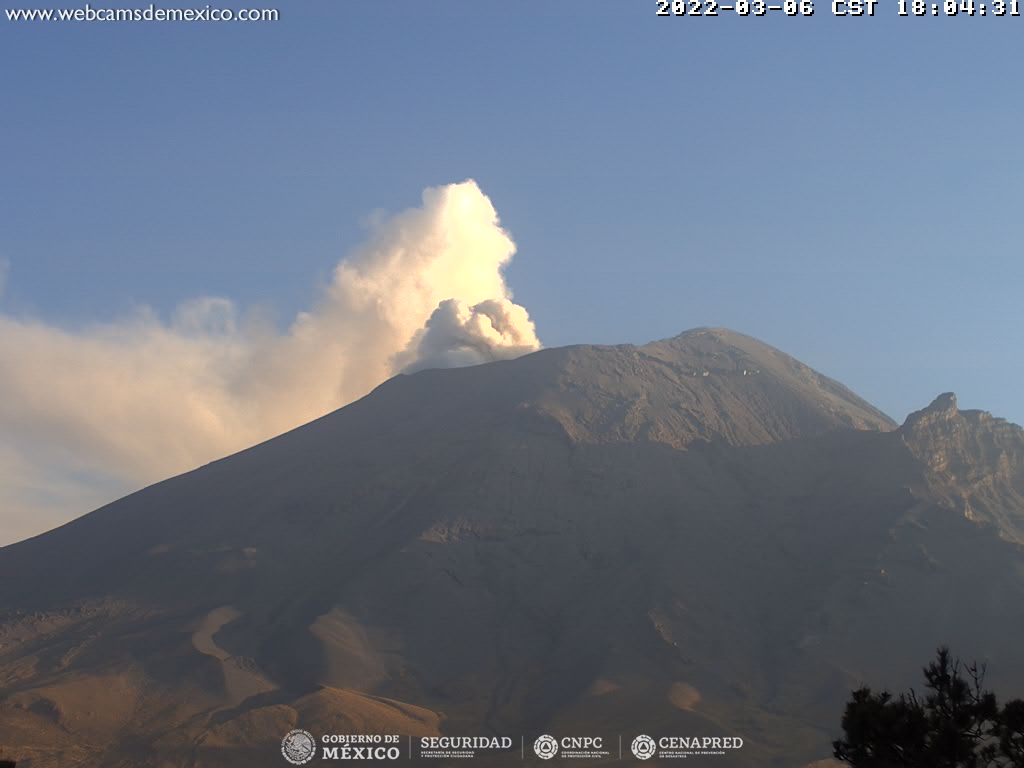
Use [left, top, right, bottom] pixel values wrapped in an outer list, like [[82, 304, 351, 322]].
[[2, 0, 1022, 431]]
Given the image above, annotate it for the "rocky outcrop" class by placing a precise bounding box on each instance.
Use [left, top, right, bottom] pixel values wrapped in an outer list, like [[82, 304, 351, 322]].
[[901, 392, 1024, 545]]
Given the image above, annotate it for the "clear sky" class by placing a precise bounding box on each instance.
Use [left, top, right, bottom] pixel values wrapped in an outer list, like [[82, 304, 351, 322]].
[[1, 1, 1022, 539]]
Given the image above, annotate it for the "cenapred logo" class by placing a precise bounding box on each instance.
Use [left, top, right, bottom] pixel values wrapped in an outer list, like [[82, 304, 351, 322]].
[[631, 734, 657, 760], [631, 734, 744, 760], [281, 729, 317, 765], [533, 734, 559, 760]]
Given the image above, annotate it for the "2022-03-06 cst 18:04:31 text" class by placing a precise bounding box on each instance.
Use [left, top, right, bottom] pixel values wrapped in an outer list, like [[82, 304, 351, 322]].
[[656, 0, 1019, 15]]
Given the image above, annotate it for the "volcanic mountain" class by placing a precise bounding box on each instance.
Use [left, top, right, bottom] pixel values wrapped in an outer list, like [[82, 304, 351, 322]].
[[2, 328, 1023, 767]]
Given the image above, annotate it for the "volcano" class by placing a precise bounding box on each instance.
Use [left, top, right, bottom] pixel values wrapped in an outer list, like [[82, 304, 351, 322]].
[[2, 328, 1023, 767]]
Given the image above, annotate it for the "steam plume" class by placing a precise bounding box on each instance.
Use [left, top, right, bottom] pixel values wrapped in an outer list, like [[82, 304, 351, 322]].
[[0, 180, 540, 544]]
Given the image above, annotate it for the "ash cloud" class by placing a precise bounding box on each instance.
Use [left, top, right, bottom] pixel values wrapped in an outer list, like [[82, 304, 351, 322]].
[[0, 180, 540, 544]]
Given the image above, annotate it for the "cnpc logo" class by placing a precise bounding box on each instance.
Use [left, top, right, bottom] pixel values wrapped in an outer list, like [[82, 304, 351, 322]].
[[533, 734, 605, 759], [533, 735, 558, 760]]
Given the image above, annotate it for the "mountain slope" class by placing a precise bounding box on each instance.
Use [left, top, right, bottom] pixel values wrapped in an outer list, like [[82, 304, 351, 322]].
[[1, 328, 1022, 768]]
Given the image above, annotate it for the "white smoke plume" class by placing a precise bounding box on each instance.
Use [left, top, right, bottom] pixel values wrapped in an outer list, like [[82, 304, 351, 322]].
[[0, 180, 541, 545], [400, 298, 541, 373]]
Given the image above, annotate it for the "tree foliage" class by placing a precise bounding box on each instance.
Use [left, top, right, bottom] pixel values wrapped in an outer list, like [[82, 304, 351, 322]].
[[834, 647, 1024, 767]]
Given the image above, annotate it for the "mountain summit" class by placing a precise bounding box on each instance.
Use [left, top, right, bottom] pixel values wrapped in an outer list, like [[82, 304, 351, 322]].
[[516, 327, 894, 446], [1, 329, 1021, 768]]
